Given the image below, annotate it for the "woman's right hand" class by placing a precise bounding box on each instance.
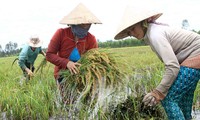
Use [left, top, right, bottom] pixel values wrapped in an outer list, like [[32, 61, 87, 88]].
[[67, 61, 81, 74], [25, 68, 34, 76]]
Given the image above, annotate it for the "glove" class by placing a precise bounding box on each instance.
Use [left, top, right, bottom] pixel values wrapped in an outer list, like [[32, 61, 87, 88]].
[[142, 89, 165, 106]]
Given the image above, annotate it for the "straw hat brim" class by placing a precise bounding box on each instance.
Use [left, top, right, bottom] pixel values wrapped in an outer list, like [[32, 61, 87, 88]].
[[60, 3, 102, 25], [114, 6, 162, 40], [28, 40, 43, 47]]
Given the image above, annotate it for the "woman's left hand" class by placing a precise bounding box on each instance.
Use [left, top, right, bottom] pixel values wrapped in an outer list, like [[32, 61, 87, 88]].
[[142, 93, 157, 106], [67, 61, 81, 74]]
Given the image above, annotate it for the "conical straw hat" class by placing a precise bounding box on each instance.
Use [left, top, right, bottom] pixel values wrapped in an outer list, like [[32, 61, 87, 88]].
[[60, 3, 102, 25], [114, 6, 162, 40]]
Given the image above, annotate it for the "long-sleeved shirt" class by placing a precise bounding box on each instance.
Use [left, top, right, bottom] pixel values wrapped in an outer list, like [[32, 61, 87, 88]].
[[18, 44, 42, 69], [144, 23, 200, 95], [46, 27, 98, 79]]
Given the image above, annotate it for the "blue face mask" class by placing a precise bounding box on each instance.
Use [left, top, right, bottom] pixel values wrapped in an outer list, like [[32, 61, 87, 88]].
[[69, 47, 81, 62], [71, 25, 90, 38]]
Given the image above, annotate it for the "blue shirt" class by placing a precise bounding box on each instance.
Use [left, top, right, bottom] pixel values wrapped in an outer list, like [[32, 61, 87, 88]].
[[18, 44, 42, 69]]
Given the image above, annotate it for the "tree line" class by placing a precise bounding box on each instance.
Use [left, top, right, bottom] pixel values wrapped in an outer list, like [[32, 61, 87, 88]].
[[0, 38, 145, 57], [0, 41, 21, 57], [98, 38, 146, 48]]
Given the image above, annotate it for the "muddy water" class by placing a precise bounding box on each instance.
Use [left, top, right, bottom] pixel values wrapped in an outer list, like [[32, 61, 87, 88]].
[[192, 110, 200, 120]]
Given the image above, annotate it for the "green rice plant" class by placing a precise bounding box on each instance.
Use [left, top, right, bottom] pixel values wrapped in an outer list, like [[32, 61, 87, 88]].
[[35, 57, 47, 74], [0, 77, 56, 119], [0, 55, 59, 119]]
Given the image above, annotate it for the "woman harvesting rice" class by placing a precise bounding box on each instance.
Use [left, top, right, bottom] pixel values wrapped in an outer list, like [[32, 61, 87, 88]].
[[114, 5, 200, 120], [46, 3, 102, 103], [46, 3, 102, 82], [18, 36, 46, 80]]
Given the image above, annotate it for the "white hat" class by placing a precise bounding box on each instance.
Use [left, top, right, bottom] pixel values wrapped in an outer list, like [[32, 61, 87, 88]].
[[60, 3, 102, 25], [28, 36, 43, 47], [114, 6, 162, 40]]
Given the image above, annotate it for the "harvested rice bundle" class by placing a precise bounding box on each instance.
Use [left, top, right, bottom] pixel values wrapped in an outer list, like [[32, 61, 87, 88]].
[[60, 48, 127, 107], [110, 95, 166, 120]]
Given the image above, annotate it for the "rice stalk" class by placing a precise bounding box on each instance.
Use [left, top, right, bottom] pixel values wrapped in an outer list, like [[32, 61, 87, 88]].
[[110, 95, 167, 120], [11, 58, 19, 68], [60, 48, 127, 114], [35, 57, 47, 74]]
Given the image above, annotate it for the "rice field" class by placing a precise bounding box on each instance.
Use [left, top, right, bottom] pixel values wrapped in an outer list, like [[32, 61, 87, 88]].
[[0, 46, 199, 120]]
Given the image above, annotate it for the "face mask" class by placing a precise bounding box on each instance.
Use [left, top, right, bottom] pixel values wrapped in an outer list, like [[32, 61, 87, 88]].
[[71, 25, 90, 38]]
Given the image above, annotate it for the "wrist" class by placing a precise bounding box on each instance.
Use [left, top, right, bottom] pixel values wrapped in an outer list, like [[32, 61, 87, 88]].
[[151, 89, 165, 101], [25, 68, 30, 72]]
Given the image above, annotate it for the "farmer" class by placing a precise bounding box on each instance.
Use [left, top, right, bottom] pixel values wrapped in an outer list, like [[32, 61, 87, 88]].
[[18, 36, 46, 80], [46, 3, 102, 103], [114, 6, 200, 120]]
